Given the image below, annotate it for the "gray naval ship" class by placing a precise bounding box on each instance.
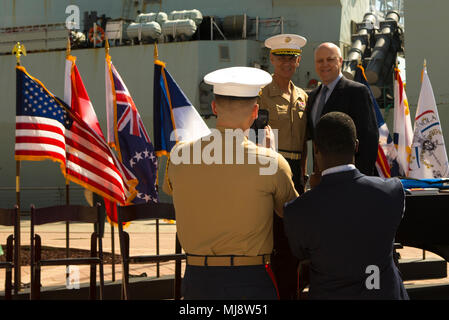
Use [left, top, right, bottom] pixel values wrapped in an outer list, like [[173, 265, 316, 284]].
[[0, 0, 407, 208]]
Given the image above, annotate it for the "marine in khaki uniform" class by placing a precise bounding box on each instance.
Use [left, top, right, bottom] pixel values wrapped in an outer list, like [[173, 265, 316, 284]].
[[259, 33, 308, 300], [163, 67, 298, 300], [259, 80, 308, 175], [259, 33, 309, 189]]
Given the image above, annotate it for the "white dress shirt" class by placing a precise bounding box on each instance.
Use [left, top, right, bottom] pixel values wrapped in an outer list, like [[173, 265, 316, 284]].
[[311, 73, 344, 127], [321, 164, 356, 176]]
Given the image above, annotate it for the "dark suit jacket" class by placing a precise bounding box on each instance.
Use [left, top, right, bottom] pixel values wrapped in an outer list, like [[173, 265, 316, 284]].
[[284, 169, 409, 300], [307, 77, 379, 175]]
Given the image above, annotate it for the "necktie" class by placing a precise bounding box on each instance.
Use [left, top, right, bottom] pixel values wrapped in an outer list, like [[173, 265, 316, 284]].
[[314, 85, 328, 127]]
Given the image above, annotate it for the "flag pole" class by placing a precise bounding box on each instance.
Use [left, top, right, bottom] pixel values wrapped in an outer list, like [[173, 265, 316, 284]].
[[153, 42, 160, 192], [64, 39, 72, 289], [12, 42, 26, 293], [154, 41, 158, 60], [421, 59, 427, 84], [422, 58, 426, 261], [153, 42, 161, 277], [104, 36, 116, 282], [105, 34, 110, 55], [65, 38, 71, 264]]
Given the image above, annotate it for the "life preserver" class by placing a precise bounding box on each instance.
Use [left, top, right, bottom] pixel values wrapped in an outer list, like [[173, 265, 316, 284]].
[[88, 25, 105, 43], [307, 79, 318, 89]]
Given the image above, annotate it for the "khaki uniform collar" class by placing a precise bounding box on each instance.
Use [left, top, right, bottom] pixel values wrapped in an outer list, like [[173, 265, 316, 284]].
[[267, 79, 282, 97], [267, 77, 303, 102], [291, 82, 301, 103]]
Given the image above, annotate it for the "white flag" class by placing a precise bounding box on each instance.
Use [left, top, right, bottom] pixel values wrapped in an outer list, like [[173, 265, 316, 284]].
[[408, 63, 449, 179], [393, 67, 414, 176]]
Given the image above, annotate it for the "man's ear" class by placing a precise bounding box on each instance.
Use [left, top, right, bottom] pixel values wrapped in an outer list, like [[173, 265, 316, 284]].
[[338, 56, 343, 67], [252, 103, 259, 120], [296, 55, 301, 67], [211, 100, 218, 115], [355, 138, 359, 154]]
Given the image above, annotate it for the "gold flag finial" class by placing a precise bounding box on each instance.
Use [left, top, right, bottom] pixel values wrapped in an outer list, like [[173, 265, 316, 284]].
[[154, 42, 158, 60], [421, 59, 427, 83], [105, 35, 110, 57], [66, 37, 71, 57], [12, 42, 26, 65]]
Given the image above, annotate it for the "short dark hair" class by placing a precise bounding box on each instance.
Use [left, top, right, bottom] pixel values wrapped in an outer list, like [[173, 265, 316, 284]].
[[315, 112, 357, 156], [214, 94, 258, 104]]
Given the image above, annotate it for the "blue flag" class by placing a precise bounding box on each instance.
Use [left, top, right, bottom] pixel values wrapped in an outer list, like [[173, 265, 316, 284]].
[[153, 58, 210, 156], [106, 54, 158, 204], [354, 65, 399, 177]]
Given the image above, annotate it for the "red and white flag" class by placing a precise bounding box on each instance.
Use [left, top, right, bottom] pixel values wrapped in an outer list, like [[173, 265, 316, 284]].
[[64, 55, 137, 221]]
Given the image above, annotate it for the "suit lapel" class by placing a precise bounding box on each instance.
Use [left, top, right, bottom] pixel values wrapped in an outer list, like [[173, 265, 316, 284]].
[[307, 86, 319, 115], [322, 77, 346, 114], [306, 85, 320, 130]]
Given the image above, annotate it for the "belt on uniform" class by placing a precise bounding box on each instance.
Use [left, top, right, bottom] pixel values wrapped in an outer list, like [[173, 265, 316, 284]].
[[186, 254, 271, 267], [278, 150, 302, 160]]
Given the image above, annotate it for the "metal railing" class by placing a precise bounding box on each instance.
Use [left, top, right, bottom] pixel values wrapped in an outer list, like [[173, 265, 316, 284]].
[[0, 186, 177, 295]]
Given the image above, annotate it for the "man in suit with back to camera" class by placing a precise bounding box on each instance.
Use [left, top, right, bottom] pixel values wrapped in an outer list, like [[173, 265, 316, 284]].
[[284, 111, 409, 300], [307, 42, 378, 186]]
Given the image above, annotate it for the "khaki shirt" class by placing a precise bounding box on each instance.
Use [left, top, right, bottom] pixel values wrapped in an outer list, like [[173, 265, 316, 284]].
[[258, 80, 308, 153], [163, 127, 298, 256]]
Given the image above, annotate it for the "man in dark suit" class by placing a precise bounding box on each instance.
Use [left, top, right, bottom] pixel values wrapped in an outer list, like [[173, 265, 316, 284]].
[[307, 42, 378, 184], [284, 112, 409, 300]]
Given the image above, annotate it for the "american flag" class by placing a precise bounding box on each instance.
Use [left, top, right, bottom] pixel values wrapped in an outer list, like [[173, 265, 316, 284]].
[[106, 54, 158, 204], [15, 65, 127, 205]]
